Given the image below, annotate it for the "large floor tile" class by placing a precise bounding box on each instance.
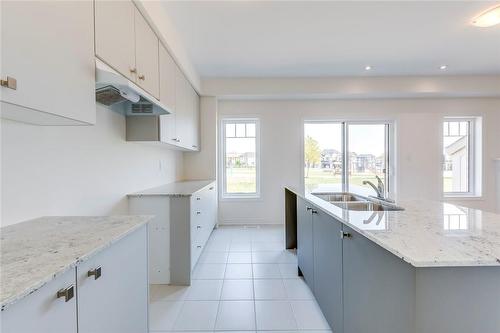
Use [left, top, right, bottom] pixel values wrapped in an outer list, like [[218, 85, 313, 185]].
[[225, 264, 253, 279], [150, 284, 190, 302], [227, 252, 252, 264], [192, 264, 226, 279], [221, 279, 254, 300], [279, 263, 300, 278], [230, 241, 252, 252], [290, 300, 330, 330], [283, 278, 314, 300], [255, 300, 297, 330], [199, 251, 229, 264], [173, 301, 219, 331], [205, 239, 231, 252], [185, 279, 223, 300], [251, 241, 284, 252], [254, 279, 287, 300], [149, 301, 183, 331], [215, 301, 256, 331], [252, 264, 281, 279]]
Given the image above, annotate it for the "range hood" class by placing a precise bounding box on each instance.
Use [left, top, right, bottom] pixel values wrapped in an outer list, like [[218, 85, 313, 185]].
[[95, 59, 170, 116]]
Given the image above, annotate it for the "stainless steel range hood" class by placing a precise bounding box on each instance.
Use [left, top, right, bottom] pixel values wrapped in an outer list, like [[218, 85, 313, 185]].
[[95, 59, 170, 116]]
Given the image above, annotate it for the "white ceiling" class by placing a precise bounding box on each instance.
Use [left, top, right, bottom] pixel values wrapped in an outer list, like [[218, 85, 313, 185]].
[[162, 1, 500, 78]]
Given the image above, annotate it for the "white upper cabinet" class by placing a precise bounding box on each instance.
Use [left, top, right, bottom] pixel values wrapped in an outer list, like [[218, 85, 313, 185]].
[[159, 44, 176, 113], [188, 85, 200, 151], [134, 7, 160, 99], [175, 66, 190, 148], [95, 0, 136, 82], [95, 1, 159, 98], [1, 1, 95, 125]]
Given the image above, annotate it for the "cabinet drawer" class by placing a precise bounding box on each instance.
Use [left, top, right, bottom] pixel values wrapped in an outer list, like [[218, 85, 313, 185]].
[[1, 269, 77, 333]]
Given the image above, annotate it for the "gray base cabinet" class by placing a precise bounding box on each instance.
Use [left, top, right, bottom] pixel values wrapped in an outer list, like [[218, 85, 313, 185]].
[[297, 198, 314, 288], [342, 225, 415, 333], [313, 208, 343, 333]]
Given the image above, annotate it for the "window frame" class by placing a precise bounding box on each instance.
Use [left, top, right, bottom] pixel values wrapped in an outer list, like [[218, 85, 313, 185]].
[[442, 117, 477, 198], [302, 120, 395, 198], [219, 117, 261, 200]]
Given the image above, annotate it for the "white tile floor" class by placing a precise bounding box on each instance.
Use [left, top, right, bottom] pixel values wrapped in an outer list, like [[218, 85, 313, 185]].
[[149, 225, 331, 333]]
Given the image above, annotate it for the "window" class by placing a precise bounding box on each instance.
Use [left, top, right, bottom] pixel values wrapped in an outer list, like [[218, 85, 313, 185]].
[[221, 118, 260, 198], [304, 122, 391, 197], [443, 118, 476, 196]]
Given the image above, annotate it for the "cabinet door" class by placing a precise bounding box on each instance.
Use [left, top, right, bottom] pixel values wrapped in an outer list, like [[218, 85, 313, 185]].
[[1, 269, 77, 333], [190, 86, 200, 151], [135, 7, 160, 98], [1, 0, 95, 125], [313, 212, 343, 332], [159, 43, 176, 113], [297, 197, 314, 288], [78, 225, 148, 333], [159, 43, 177, 144], [174, 66, 189, 148], [342, 226, 415, 333], [95, 0, 136, 81]]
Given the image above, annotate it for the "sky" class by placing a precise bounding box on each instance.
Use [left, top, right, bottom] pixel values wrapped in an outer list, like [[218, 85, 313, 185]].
[[304, 123, 386, 156]]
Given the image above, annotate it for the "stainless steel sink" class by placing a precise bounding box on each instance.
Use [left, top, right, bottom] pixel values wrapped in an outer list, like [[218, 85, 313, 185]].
[[313, 192, 366, 203], [331, 201, 404, 211], [312, 192, 404, 211]]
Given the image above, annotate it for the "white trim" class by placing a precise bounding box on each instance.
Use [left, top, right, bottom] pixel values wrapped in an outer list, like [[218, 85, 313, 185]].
[[442, 117, 480, 198], [219, 117, 261, 200]]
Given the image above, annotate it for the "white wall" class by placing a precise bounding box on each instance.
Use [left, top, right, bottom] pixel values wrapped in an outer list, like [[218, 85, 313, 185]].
[[1, 105, 184, 226], [214, 98, 500, 225]]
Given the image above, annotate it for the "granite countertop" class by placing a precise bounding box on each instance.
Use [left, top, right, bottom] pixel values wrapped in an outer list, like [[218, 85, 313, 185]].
[[128, 180, 215, 197], [0, 215, 152, 311], [287, 187, 500, 268]]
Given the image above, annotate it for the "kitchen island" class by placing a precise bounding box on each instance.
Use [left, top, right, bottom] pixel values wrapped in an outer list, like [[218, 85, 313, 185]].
[[285, 187, 500, 333]]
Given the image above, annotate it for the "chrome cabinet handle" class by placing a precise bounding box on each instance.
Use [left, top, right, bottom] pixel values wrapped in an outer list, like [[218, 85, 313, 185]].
[[197, 225, 202, 229], [209, 187, 214, 190], [196, 211, 201, 215], [197, 245, 202, 249], [196, 197, 201, 201], [1, 76, 17, 90], [311, 209, 318, 214], [340, 231, 352, 239], [56, 285, 74, 302], [138, 74, 145, 80], [129, 67, 137, 73], [88, 266, 102, 280], [306, 207, 312, 211]]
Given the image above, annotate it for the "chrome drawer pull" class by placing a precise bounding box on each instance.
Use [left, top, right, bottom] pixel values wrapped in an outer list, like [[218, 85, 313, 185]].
[[340, 231, 352, 239], [197, 225, 202, 229], [56, 285, 74, 302], [196, 197, 201, 201], [196, 211, 201, 215], [197, 245, 202, 249], [88, 266, 102, 280]]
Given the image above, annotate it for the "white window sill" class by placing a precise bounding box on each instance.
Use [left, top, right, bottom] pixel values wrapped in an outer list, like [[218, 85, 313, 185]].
[[220, 195, 262, 202], [443, 195, 483, 201]]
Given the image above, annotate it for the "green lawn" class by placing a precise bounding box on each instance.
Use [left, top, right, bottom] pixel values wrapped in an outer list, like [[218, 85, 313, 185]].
[[226, 167, 256, 193], [305, 168, 383, 192]]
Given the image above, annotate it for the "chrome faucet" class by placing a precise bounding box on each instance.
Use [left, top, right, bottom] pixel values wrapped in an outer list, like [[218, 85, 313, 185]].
[[363, 176, 392, 202]]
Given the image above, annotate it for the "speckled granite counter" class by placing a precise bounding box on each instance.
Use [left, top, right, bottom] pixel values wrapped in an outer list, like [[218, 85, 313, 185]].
[[128, 180, 215, 197], [0, 215, 152, 310], [287, 187, 500, 267]]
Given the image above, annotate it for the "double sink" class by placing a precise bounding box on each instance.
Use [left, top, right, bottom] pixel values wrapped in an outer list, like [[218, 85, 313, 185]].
[[313, 192, 404, 211]]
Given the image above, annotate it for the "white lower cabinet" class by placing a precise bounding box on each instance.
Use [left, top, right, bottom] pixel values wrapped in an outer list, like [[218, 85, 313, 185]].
[[1, 225, 148, 333], [1, 269, 77, 333], [129, 182, 216, 285], [77, 225, 148, 333]]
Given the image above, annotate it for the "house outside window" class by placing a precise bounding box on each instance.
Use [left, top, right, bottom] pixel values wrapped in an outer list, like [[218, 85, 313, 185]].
[[443, 118, 478, 196], [220, 118, 260, 199]]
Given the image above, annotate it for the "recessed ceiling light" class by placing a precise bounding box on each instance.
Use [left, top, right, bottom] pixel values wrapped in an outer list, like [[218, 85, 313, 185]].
[[472, 5, 500, 27], [440, 65, 448, 70], [365, 66, 372, 71]]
